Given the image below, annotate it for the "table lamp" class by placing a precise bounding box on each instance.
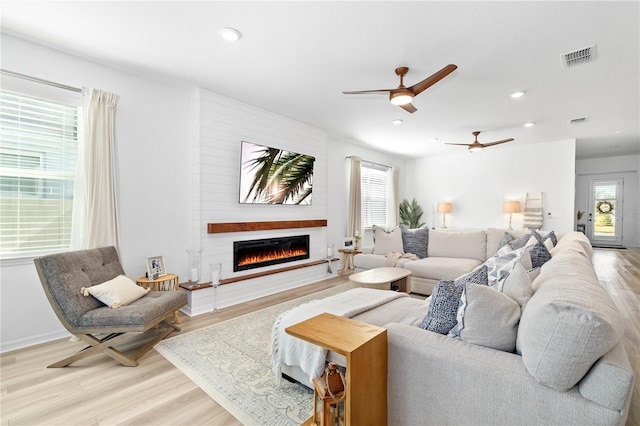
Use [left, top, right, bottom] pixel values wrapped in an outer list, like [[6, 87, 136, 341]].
[[437, 202, 452, 228], [503, 200, 521, 230]]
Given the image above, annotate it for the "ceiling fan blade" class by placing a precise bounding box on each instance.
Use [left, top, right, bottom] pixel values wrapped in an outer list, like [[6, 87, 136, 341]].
[[342, 88, 395, 94], [399, 103, 417, 113], [444, 143, 471, 146], [482, 138, 514, 147], [409, 64, 458, 96]]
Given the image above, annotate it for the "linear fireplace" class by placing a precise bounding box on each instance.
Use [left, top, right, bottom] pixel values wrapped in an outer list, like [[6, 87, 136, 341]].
[[233, 235, 310, 272]]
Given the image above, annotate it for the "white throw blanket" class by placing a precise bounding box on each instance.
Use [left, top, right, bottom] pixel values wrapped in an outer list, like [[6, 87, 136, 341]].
[[385, 251, 419, 266], [270, 288, 407, 385]]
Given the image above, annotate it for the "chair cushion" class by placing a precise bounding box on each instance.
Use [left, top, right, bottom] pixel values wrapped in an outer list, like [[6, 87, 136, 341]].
[[77, 291, 187, 332]]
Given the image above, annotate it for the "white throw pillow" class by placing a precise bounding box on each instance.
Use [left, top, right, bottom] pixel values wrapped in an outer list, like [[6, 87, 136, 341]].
[[449, 282, 521, 352], [497, 262, 533, 307], [372, 225, 404, 255], [80, 275, 149, 308]]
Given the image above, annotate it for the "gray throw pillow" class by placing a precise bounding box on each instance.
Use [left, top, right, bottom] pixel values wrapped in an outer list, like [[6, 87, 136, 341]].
[[449, 283, 521, 352], [529, 239, 552, 268], [498, 232, 514, 249], [400, 225, 428, 259]]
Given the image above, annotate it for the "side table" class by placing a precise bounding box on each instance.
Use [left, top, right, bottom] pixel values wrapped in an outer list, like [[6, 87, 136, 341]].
[[337, 249, 362, 275], [136, 273, 180, 322], [286, 312, 387, 425]]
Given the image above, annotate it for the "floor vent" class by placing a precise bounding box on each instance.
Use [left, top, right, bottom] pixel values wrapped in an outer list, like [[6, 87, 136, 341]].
[[569, 117, 589, 124], [562, 44, 596, 68]]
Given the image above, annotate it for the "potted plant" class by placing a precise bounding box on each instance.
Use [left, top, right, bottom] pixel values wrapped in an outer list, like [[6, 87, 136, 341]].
[[399, 198, 426, 229]]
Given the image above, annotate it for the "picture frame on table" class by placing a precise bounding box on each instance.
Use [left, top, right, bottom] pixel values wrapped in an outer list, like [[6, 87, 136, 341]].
[[342, 237, 355, 251], [146, 256, 166, 280]]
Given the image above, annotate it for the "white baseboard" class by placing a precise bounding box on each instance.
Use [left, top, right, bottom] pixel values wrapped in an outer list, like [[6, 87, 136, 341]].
[[1, 329, 71, 354]]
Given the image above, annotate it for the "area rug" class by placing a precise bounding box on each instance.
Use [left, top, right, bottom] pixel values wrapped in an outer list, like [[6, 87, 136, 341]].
[[155, 284, 350, 426]]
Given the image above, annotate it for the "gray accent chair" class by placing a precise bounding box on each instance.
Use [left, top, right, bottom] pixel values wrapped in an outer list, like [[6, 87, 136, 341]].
[[34, 246, 187, 367]]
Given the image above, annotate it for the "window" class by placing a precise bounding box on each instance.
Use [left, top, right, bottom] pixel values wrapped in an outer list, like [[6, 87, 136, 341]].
[[0, 84, 82, 258], [361, 163, 390, 228]]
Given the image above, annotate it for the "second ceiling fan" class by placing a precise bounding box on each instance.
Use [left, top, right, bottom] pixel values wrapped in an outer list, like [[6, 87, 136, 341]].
[[446, 131, 514, 152], [342, 64, 457, 113]]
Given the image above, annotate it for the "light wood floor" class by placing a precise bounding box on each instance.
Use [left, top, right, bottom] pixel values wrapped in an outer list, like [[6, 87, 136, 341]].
[[1, 248, 639, 426]]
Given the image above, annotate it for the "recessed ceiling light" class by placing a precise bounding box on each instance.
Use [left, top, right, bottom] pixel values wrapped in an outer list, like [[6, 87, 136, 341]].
[[523, 122, 535, 128], [614, 130, 624, 134], [511, 91, 526, 98], [220, 27, 242, 42], [392, 119, 403, 125]]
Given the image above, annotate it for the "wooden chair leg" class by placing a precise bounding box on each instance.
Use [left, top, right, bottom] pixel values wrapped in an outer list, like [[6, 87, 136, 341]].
[[48, 320, 181, 368]]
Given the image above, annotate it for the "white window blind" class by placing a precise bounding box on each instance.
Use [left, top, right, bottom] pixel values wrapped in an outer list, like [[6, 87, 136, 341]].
[[361, 163, 390, 228], [0, 84, 83, 257]]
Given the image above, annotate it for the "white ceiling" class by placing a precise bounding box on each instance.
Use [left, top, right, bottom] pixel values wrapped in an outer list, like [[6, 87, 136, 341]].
[[2, 1, 639, 159]]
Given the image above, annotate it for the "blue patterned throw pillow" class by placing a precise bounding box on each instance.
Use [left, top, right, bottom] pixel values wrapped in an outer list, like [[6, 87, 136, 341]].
[[529, 239, 552, 268], [400, 225, 428, 259], [498, 232, 515, 249], [419, 266, 489, 334], [419, 280, 462, 334]]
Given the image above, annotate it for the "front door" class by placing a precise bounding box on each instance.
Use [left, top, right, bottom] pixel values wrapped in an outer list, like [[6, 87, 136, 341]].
[[587, 178, 623, 247]]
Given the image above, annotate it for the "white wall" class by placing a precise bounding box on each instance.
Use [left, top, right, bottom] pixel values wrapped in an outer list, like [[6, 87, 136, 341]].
[[575, 154, 640, 247], [191, 88, 332, 309], [1, 35, 192, 351], [404, 139, 577, 232], [0, 35, 407, 352]]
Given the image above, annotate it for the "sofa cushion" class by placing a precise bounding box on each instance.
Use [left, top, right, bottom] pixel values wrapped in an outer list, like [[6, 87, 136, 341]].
[[449, 282, 521, 352], [372, 225, 404, 255], [353, 253, 414, 270], [403, 257, 483, 281], [428, 230, 486, 262], [517, 250, 623, 391], [400, 225, 428, 258]]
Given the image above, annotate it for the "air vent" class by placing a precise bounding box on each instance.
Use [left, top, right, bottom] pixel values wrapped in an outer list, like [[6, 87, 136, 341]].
[[562, 44, 596, 68], [569, 117, 589, 124]]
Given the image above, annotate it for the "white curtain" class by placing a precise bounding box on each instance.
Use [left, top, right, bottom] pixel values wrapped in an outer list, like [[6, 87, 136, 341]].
[[348, 156, 362, 238], [83, 89, 120, 250], [388, 167, 399, 227]]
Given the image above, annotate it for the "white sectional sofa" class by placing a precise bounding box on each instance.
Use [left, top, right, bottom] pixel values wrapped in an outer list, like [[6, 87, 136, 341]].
[[276, 228, 634, 425], [355, 227, 540, 295]]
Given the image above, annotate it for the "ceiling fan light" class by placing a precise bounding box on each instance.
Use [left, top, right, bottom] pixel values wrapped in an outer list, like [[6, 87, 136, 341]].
[[469, 146, 483, 153], [389, 91, 413, 106], [220, 27, 242, 42]]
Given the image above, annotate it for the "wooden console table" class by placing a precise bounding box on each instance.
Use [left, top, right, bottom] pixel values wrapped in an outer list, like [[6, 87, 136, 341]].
[[286, 312, 387, 425]]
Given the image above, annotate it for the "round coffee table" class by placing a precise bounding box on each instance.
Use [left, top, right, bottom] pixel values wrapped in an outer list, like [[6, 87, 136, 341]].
[[348, 267, 411, 292]]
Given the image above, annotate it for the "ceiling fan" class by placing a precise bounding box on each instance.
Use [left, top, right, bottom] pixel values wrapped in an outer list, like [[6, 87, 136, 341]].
[[445, 131, 514, 152], [342, 64, 457, 113]]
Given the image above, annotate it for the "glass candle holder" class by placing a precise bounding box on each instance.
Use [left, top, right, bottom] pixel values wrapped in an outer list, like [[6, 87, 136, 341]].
[[210, 262, 222, 313], [186, 248, 202, 283]]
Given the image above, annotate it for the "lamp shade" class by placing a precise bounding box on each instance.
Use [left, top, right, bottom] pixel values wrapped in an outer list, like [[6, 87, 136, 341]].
[[437, 202, 452, 213], [503, 200, 521, 214]]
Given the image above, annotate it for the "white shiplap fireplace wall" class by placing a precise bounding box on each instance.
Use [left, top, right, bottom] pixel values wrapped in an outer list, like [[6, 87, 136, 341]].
[[190, 88, 330, 312]]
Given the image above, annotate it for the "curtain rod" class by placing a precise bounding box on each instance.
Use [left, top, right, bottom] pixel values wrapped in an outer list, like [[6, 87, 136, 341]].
[[1, 69, 82, 93], [345, 156, 391, 170]]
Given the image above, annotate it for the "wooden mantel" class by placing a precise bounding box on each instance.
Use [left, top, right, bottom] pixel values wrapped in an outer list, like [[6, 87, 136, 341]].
[[207, 219, 327, 234]]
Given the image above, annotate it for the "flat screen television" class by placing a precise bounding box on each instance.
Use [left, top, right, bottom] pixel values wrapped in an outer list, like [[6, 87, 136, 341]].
[[239, 141, 315, 205]]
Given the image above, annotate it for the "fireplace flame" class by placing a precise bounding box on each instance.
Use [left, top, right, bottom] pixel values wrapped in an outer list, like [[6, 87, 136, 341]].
[[238, 248, 308, 267]]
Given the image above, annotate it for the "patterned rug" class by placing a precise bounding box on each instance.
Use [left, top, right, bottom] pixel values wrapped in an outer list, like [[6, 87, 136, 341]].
[[154, 284, 350, 426]]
